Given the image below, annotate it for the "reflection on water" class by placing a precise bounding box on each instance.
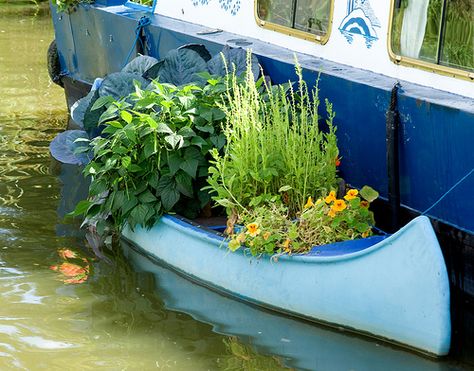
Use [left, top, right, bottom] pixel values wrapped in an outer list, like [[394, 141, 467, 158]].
[[0, 2, 472, 371]]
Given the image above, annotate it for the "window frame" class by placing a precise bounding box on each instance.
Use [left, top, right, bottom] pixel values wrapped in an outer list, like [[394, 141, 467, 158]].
[[387, 0, 474, 82], [254, 0, 335, 45]]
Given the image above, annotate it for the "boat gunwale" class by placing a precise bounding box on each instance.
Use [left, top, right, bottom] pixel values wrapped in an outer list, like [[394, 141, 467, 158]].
[[152, 214, 433, 264]]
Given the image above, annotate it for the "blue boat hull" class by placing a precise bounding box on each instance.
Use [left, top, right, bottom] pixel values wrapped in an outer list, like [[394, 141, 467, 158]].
[[122, 215, 451, 356]]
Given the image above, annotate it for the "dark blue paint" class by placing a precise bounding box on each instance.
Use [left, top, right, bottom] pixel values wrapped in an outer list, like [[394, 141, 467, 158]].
[[51, 3, 474, 234]]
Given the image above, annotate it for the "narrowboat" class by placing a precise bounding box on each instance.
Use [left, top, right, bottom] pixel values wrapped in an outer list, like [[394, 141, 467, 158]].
[[48, 0, 473, 359]]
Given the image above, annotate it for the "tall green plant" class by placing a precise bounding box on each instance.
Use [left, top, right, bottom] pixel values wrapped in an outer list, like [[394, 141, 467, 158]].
[[206, 60, 339, 217]]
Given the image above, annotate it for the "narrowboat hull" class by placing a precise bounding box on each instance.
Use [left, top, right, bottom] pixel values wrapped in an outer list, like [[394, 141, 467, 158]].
[[122, 215, 451, 356]]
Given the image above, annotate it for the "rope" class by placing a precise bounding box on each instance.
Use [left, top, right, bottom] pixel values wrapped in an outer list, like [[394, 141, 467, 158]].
[[122, 16, 152, 68], [422, 167, 474, 216]]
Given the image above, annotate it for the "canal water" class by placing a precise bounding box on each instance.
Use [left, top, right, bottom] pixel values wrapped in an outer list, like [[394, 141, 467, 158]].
[[0, 3, 471, 370]]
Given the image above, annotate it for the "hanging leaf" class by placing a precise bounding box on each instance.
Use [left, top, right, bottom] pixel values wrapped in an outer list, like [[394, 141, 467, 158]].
[[146, 48, 208, 86], [122, 55, 159, 75], [178, 44, 212, 62], [49, 130, 91, 165], [99, 72, 148, 100], [207, 45, 260, 80], [70, 90, 96, 129]]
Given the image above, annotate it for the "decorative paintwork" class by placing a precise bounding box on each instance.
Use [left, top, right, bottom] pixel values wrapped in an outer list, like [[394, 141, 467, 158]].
[[339, 0, 380, 48], [191, 0, 241, 15], [122, 215, 451, 356]]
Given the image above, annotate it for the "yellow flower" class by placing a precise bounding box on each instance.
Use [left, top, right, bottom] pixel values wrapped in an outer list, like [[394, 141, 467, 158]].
[[263, 231, 271, 240], [304, 196, 315, 209], [325, 191, 337, 204], [328, 209, 336, 218], [344, 189, 359, 201], [331, 199, 347, 212], [315, 198, 322, 205], [282, 238, 291, 252], [360, 200, 369, 208], [362, 230, 370, 238], [246, 222, 261, 237]]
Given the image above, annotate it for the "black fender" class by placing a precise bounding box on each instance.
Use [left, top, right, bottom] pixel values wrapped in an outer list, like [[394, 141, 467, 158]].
[[47, 40, 64, 88]]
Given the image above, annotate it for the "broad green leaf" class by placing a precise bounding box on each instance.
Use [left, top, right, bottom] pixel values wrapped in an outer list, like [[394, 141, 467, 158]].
[[175, 171, 193, 198], [138, 190, 158, 203], [360, 186, 379, 202], [120, 110, 133, 124], [165, 133, 184, 149], [130, 204, 149, 226], [157, 122, 173, 134], [168, 153, 182, 175], [91, 95, 115, 111]]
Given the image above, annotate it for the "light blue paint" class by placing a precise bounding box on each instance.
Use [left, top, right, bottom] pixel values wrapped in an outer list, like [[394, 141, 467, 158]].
[[122, 215, 451, 356], [123, 240, 451, 370]]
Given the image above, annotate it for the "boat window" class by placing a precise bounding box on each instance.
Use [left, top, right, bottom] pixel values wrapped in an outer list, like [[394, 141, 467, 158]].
[[390, 0, 474, 76], [256, 0, 333, 42]]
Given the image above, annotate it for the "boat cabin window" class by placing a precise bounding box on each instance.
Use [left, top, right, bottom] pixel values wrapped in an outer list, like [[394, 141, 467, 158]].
[[390, 0, 474, 78], [256, 0, 333, 42]]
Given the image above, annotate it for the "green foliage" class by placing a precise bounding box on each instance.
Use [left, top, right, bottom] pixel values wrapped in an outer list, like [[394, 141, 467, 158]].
[[71, 76, 230, 230], [53, 0, 92, 13], [206, 59, 339, 218]]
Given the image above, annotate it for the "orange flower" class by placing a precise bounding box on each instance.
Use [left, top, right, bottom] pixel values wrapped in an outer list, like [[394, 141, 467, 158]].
[[362, 230, 370, 238], [263, 231, 271, 240], [328, 209, 336, 218], [246, 222, 261, 237], [335, 158, 341, 167], [325, 191, 337, 204], [331, 199, 347, 212], [344, 189, 358, 201], [304, 197, 315, 209], [360, 200, 369, 208]]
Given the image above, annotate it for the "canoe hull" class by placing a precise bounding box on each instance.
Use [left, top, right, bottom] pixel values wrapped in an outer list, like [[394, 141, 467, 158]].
[[122, 215, 451, 356]]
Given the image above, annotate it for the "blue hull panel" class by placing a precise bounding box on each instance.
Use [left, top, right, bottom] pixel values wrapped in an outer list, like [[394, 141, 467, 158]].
[[51, 5, 474, 235], [122, 215, 451, 356]]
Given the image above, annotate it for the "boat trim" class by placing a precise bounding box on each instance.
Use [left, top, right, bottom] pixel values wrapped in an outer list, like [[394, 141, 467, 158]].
[[387, 0, 474, 82], [253, 0, 334, 45]]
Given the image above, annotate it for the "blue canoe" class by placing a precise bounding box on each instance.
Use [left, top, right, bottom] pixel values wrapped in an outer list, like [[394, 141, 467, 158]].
[[122, 215, 451, 356]]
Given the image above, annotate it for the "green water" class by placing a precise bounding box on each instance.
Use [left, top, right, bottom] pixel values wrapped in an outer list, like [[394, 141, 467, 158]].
[[0, 3, 472, 371], [0, 4, 287, 370]]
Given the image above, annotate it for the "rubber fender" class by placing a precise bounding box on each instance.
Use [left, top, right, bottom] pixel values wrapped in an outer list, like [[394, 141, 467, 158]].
[[47, 40, 64, 88]]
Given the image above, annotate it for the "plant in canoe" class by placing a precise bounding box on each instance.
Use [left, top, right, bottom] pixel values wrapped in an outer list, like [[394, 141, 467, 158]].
[[206, 61, 379, 256], [73, 78, 229, 233]]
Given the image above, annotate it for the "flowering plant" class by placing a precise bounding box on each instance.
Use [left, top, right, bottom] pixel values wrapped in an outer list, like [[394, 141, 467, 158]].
[[227, 186, 378, 256]]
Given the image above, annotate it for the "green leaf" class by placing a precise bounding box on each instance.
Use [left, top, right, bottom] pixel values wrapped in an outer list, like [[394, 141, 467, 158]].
[[68, 200, 92, 217], [122, 156, 131, 169], [165, 133, 184, 149], [130, 204, 149, 226], [168, 153, 182, 175], [278, 185, 293, 192], [157, 176, 180, 210], [122, 196, 138, 216], [210, 134, 226, 150], [91, 96, 115, 111], [191, 136, 208, 149], [157, 122, 173, 134], [138, 190, 158, 203], [120, 110, 133, 124], [175, 171, 193, 198], [360, 186, 379, 202], [178, 127, 196, 138]]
